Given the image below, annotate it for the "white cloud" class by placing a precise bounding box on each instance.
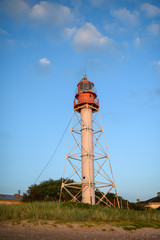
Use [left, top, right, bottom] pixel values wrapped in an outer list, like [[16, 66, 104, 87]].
[[73, 22, 113, 52], [134, 37, 141, 47], [0, 27, 8, 35], [119, 55, 125, 62], [0, 0, 29, 18], [104, 23, 116, 35], [155, 88, 160, 96], [147, 23, 160, 36], [111, 8, 139, 27], [1, 0, 72, 28], [104, 22, 127, 37], [39, 58, 51, 65], [123, 41, 129, 48], [141, 3, 160, 18], [30, 3, 47, 20], [30, 1, 72, 26], [35, 57, 51, 75], [153, 61, 160, 70], [88, 0, 105, 8], [63, 27, 77, 39], [6, 39, 15, 45]]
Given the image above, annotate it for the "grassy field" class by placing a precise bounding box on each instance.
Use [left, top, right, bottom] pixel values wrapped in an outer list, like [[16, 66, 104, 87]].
[[0, 202, 160, 230]]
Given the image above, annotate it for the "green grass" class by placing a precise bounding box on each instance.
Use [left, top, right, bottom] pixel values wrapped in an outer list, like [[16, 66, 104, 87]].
[[110, 221, 160, 230], [52, 223, 57, 227], [83, 223, 94, 228], [0, 202, 160, 229], [123, 226, 137, 231], [40, 220, 48, 225], [66, 224, 73, 228], [109, 228, 115, 231], [102, 228, 106, 231]]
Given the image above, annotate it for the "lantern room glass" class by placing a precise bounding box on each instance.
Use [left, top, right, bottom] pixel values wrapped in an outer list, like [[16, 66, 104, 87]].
[[79, 82, 93, 93]]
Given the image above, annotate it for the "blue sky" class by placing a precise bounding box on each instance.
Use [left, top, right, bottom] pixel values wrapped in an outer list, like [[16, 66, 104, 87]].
[[0, 0, 160, 202]]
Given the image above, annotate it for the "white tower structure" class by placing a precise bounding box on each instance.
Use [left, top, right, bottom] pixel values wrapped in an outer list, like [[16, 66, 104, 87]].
[[60, 76, 119, 207]]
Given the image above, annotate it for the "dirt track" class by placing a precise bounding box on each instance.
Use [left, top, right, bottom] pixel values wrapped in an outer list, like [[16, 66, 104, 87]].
[[0, 221, 160, 240]]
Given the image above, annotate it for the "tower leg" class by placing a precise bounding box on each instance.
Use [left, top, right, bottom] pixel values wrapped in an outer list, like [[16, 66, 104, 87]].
[[81, 107, 95, 204]]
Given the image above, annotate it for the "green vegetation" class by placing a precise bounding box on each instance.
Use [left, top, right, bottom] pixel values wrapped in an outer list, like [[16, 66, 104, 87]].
[[109, 228, 115, 231], [22, 178, 145, 211], [66, 224, 73, 228], [123, 226, 137, 231], [111, 221, 160, 231], [23, 178, 70, 202], [0, 202, 160, 230], [22, 178, 109, 204], [1, 178, 158, 230]]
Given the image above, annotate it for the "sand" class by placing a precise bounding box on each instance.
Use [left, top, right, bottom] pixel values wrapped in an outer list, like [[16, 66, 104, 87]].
[[0, 221, 160, 240]]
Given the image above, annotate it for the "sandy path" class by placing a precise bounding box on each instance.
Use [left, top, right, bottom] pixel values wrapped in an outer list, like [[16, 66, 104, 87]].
[[0, 221, 160, 240]]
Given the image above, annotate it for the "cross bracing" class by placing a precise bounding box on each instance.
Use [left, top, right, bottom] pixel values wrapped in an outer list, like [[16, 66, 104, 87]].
[[60, 104, 119, 207]]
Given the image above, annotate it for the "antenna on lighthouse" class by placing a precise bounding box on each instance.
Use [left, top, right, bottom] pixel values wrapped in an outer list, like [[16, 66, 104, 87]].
[[59, 76, 119, 207]]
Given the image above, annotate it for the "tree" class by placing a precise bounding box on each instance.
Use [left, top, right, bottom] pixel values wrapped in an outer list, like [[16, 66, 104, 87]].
[[23, 178, 80, 202]]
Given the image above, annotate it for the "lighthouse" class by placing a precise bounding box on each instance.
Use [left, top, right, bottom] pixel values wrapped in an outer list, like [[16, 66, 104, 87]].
[[74, 76, 98, 204], [60, 76, 119, 207]]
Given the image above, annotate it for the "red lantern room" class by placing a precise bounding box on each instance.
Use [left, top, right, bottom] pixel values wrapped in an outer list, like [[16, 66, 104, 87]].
[[74, 76, 99, 112]]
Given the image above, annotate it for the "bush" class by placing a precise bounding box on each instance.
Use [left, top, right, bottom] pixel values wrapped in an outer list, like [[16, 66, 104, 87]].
[[23, 178, 79, 202], [129, 202, 146, 211]]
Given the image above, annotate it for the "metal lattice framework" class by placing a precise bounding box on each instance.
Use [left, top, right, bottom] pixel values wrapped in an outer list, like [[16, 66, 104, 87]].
[[60, 104, 119, 207]]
